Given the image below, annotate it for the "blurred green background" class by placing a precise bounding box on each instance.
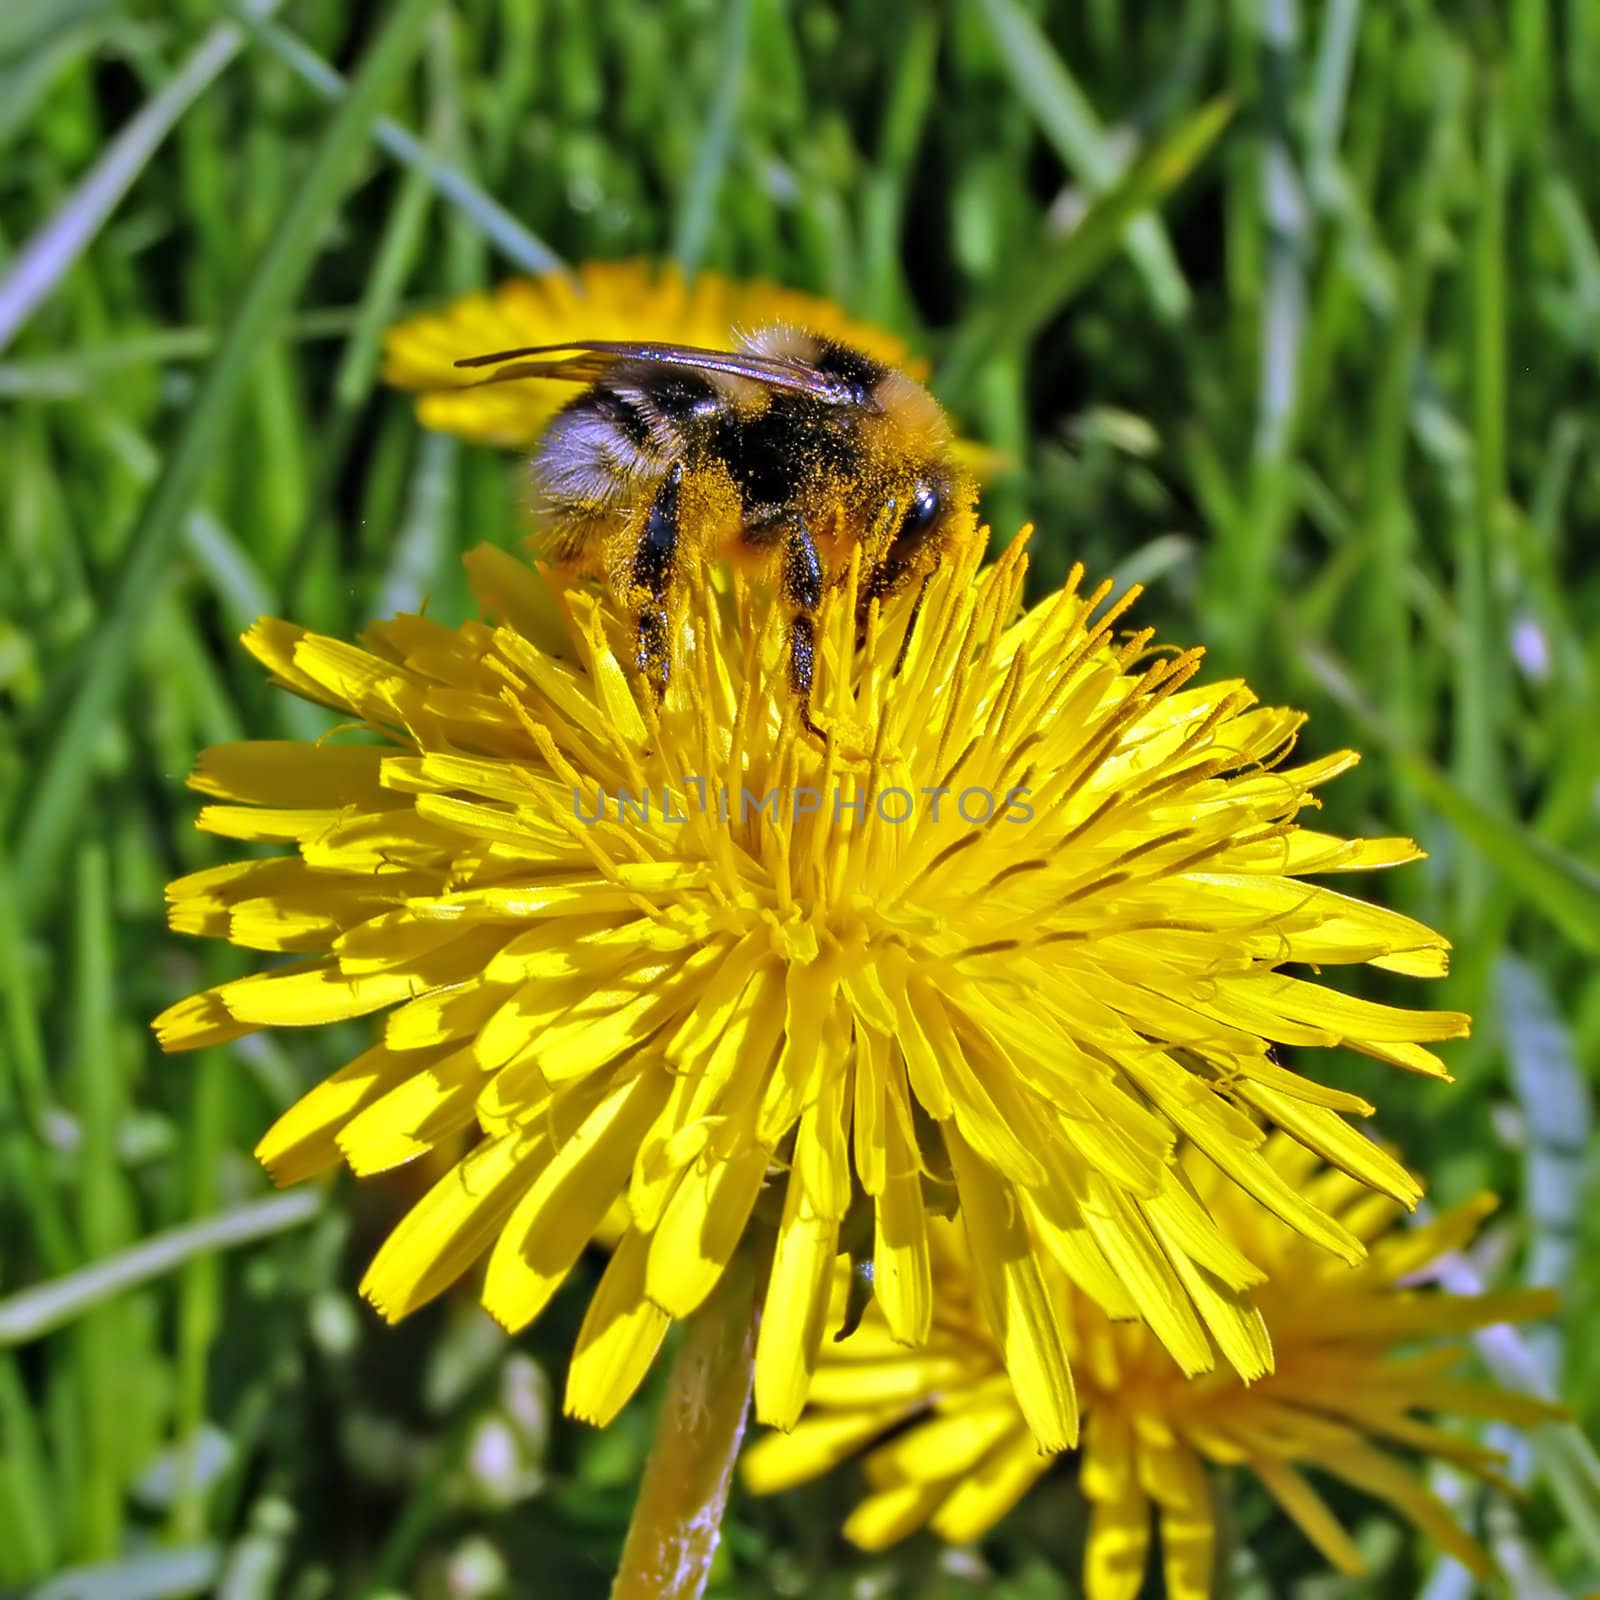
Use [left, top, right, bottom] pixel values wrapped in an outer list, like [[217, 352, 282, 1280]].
[[2, 1, 1598, 1595]]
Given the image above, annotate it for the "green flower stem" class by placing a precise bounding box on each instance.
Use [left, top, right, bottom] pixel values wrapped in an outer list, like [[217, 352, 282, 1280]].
[[611, 1247, 763, 1600]]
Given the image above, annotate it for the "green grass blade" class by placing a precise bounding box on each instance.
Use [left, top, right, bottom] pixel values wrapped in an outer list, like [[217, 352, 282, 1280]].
[[214, 1494, 297, 1600], [1570, 0, 1600, 136], [970, 0, 1191, 321], [73, 844, 125, 1558], [0, 1353, 56, 1582], [1200, 0, 1307, 668], [1436, 1254, 1600, 1567], [1534, 1425, 1600, 1568], [221, 0, 562, 276], [282, 46, 445, 619], [1454, 80, 1507, 923], [0, 307, 370, 398], [170, 1052, 228, 1543], [673, 0, 754, 276], [0, 852, 76, 1272], [0, 0, 112, 58], [1255, 0, 1306, 463], [1497, 955, 1588, 1378], [938, 96, 1233, 401], [0, 1190, 321, 1347], [374, 430, 458, 618], [0, 11, 105, 153], [182, 509, 277, 634], [858, 9, 939, 326], [1396, 761, 1600, 954], [1358, 42, 1462, 749], [10, 0, 439, 919], [1108, 532, 1194, 597], [1305, 0, 1361, 191], [32, 1546, 222, 1600], [87, 408, 280, 630], [1299, 639, 1600, 953], [0, 0, 283, 352]]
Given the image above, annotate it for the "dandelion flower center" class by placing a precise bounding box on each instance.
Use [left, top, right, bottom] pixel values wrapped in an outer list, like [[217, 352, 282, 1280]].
[[155, 527, 1465, 1441]]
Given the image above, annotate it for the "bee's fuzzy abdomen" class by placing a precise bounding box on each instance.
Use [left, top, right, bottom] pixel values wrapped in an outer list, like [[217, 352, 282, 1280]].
[[532, 390, 657, 512]]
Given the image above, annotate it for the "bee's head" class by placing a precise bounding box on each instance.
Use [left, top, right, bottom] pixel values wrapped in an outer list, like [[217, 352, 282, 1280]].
[[861, 460, 979, 616], [860, 367, 979, 576], [888, 473, 959, 554]]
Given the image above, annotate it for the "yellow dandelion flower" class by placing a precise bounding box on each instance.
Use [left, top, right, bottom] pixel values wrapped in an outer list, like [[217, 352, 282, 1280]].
[[154, 528, 1467, 1442], [743, 1135, 1561, 1594], [382, 259, 927, 449]]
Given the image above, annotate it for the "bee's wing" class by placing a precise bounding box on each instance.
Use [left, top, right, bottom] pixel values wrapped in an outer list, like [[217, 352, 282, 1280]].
[[452, 339, 859, 404]]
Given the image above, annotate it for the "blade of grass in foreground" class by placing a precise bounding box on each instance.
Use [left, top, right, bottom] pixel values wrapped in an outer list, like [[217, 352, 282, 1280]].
[[938, 96, 1233, 403], [10, 0, 438, 920]]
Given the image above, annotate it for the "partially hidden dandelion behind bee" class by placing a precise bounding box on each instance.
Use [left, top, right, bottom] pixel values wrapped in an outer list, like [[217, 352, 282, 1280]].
[[382, 259, 936, 451], [154, 515, 1470, 1443], [742, 1134, 1561, 1598]]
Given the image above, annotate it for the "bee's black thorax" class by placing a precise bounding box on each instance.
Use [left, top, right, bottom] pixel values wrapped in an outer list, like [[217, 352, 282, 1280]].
[[707, 390, 865, 518]]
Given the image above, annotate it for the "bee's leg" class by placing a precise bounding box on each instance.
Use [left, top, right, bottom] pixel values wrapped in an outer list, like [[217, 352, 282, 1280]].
[[635, 609, 671, 699], [630, 463, 683, 700], [892, 570, 935, 676], [776, 511, 825, 737]]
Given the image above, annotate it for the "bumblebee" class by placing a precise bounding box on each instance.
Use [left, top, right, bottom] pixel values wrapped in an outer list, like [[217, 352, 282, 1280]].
[[454, 326, 978, 724]]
